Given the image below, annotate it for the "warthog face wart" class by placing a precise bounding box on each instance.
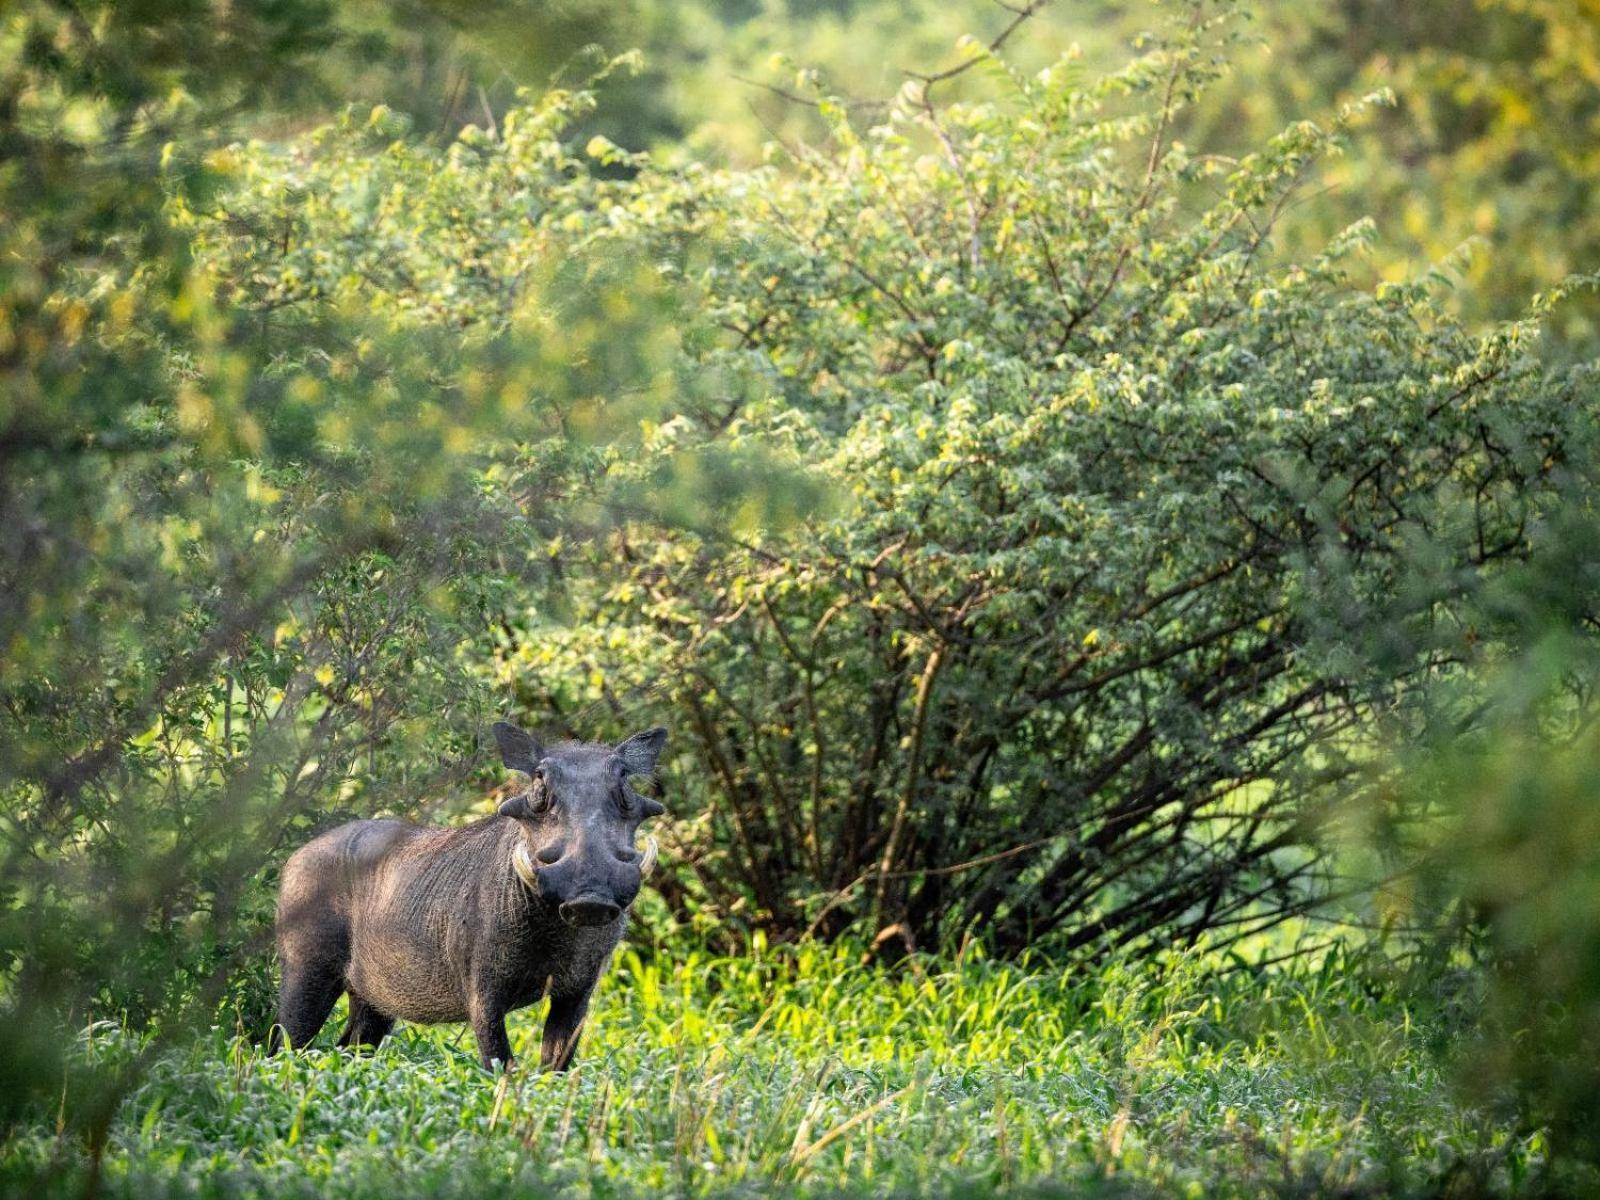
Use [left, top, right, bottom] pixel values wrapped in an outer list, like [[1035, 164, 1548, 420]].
[[493, 723, 667, 927]]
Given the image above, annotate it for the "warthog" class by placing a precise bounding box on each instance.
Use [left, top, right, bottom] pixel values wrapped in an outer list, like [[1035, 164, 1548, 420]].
[[271, 721, 666, 1070]]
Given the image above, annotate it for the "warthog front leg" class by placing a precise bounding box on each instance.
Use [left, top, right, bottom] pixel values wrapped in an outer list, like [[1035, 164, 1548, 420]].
[[271, 962, 344, 1053], [540, 990, 592, 1072]]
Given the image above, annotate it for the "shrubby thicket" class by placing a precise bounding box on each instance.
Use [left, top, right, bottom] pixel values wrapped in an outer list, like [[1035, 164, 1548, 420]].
[[7, 0, 1600, 1173], [1365, 525, 1600, 1166], [0, 0, 683, 1131], [196, 7, 1598, 964]]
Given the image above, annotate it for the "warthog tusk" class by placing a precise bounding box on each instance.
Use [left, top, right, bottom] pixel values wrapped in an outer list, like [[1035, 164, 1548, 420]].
[[511, 841, 540, 894], [639, 835, 658, 880]]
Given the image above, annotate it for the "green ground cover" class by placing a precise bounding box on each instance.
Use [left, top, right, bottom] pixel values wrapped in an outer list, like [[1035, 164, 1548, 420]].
[[0, 940, 1539, 1199]]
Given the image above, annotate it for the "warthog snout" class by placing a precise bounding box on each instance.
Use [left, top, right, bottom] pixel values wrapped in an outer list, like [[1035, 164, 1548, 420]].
[[559, 896, 623, 926], [525, 849, 643, 916]]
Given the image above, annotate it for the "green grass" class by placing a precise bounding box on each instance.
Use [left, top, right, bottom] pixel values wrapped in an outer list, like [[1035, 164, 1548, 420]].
[[0, 940, 1543, 1199]]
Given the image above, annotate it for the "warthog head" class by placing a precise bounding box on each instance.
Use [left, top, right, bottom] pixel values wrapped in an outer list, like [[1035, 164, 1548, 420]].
[[492, 721, 666, 927]]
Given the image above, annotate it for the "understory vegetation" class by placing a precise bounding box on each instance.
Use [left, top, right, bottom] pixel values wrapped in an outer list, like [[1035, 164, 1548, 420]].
[[5, 0, 1600, 1196], [0, 941, 1553, 1199]]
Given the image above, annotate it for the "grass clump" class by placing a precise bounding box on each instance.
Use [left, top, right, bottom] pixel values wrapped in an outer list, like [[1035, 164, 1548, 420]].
[[0, 940, 1538, 1199]]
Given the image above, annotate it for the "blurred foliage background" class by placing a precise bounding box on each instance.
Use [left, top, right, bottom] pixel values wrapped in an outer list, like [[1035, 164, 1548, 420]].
[[3, 0, 1600, 1188]]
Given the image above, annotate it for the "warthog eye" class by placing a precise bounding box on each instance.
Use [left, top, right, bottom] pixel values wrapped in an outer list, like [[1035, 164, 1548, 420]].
[[528, 779, 553, 815], [618, 782, 665, 820]]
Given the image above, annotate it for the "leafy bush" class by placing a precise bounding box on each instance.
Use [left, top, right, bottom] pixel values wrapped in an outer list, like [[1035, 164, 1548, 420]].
[[582, 74, 1588, 956], [0, 0, 673, 1134], [200, 6, 1600, 962], [1444, 709, 1600, 1166], [1363, 503, 1600, 1167]]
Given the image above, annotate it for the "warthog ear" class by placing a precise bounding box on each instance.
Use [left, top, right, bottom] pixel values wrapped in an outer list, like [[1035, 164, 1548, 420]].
[[615, 726, 668, 778], [493, 721, 544, 777]]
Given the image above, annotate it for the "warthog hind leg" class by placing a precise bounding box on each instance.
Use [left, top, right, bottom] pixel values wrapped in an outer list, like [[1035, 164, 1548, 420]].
[[337, 991, 395, 1051]]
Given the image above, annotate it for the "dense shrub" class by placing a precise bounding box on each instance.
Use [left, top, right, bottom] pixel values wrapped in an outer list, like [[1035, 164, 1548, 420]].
[[0, 0, 670, 1132], [1363, 505, 1600, 1169], [571, 75, 1590, 956], [199, 7, 1600, 960]]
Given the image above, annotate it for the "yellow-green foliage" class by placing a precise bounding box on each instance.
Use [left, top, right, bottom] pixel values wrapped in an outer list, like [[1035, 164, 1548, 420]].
[[0, 943, 1551, 1198], [194, 7, 1599, 964], [6, 1, 1600, 1191]]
